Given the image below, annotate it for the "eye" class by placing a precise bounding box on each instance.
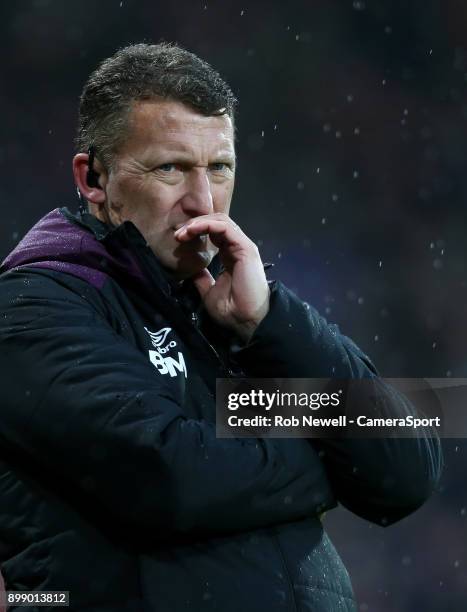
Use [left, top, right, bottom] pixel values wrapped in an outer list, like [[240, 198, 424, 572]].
[[209, 163, 232, 173], [157, 163, 179, 172]]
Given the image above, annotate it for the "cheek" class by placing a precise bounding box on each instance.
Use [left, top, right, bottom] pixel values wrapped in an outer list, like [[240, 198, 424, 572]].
[[112, 176, 174, 223], [213, 182, 234, 214], [106, 176, 142, 219], [112, 174, 148, 203]]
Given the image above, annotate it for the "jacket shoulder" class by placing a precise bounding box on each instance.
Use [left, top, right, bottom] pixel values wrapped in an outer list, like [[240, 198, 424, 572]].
[[0, 267, 111, 320]]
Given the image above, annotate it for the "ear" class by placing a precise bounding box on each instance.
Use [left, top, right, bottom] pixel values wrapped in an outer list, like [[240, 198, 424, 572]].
[[72, 153, 108, 205]]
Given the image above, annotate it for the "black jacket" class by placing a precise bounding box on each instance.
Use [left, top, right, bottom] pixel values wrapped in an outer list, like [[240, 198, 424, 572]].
[[0, 208, 442, 612]]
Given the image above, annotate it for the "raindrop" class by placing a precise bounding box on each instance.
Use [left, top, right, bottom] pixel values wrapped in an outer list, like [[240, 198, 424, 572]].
[[378, 260, 383, 268], [433, 259, 443, 270], [382, 79, 387, 85], [446, 370, 452, 377], [429, 49, 433, 55], [240, 9, 244, 15], [261, 130, 264, 137], [354, 127, 360, 135], [460, 507, 466, 516], [321, 217, 326, 225], [374, 335, 379, 342], [247, 132, 264, 151], [347, 94, 354, 102], [454, 560, 460, 568], [432, 342, 437, 349], [335, 130, 342, 138], [331, 193, 339, 202], [316, 167, 320, 173], [278, 252, 282, 259], [401, 556, 412, 566], [297, 181, 305, 190], [323, 123, 331, 133], [353, 0, 365, 9], [430, 242, 435, 249], [357, 296, 364, 305], [384, 26, 392, 34], [353, 170, 359, 178]]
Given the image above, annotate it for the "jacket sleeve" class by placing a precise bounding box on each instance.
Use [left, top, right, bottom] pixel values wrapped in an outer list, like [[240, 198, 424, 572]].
[[0, 270, 336, 539], [234, 281, 443, 526]]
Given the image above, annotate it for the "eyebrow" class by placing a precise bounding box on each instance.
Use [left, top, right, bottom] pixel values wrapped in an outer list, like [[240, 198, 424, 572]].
[[154, 150, 236, 165], [156, 140, 235, 157]]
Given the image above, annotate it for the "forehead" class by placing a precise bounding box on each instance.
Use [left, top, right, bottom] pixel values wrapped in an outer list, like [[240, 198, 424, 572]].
[[121, 98, 235, 157]]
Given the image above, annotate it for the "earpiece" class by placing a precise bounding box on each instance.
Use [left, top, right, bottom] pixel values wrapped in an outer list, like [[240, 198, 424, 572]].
[[86, 146, 101, 188]]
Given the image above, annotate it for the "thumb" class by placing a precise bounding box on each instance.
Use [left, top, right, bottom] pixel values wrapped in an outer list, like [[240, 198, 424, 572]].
[[192, 268, 215, 300]]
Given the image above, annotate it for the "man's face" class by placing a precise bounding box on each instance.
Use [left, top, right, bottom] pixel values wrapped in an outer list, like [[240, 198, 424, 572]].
[[101, 99, 236, 279]]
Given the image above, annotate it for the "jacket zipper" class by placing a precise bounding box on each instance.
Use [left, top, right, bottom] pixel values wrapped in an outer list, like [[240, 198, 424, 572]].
[[190, 311, 235, 377], [270, 528, 299, 612], [192, 309, 296, 609], [192, 307, 296, 609]]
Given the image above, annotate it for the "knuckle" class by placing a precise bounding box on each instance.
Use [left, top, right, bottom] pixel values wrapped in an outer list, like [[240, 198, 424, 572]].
[[216, 212, 236, 227]]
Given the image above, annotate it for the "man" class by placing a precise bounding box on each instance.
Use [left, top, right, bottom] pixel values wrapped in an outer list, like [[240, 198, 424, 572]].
[[0, 43, 441, 612]]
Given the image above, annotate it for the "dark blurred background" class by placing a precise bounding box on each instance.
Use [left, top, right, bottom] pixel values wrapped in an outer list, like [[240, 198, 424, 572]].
[[1, 0, 466, 609]]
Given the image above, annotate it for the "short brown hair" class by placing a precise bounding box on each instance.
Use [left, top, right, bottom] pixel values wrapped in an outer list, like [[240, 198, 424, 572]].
[[76, 42, 237, 169]]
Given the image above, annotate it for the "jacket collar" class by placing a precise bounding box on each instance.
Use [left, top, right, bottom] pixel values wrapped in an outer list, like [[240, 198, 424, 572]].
[[1, 207, 222, 301]]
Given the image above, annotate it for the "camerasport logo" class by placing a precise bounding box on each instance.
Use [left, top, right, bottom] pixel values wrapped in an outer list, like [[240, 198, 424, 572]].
[[144, 326, 187, 378]]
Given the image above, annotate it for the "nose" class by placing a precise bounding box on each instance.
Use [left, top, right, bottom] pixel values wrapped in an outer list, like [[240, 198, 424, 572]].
[[179, 168, 213, 217]]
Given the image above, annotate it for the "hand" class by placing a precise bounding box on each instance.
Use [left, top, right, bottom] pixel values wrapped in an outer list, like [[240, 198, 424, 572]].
[[174, 213, 270, 343]]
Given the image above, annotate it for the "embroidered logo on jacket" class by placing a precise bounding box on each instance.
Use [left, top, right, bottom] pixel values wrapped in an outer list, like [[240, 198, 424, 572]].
[[144, 326, 187, 378]]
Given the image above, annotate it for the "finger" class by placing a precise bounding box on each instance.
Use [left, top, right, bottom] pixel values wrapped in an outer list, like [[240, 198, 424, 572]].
[[191, 268, 215, 300], [175, 219, 244, 249]]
